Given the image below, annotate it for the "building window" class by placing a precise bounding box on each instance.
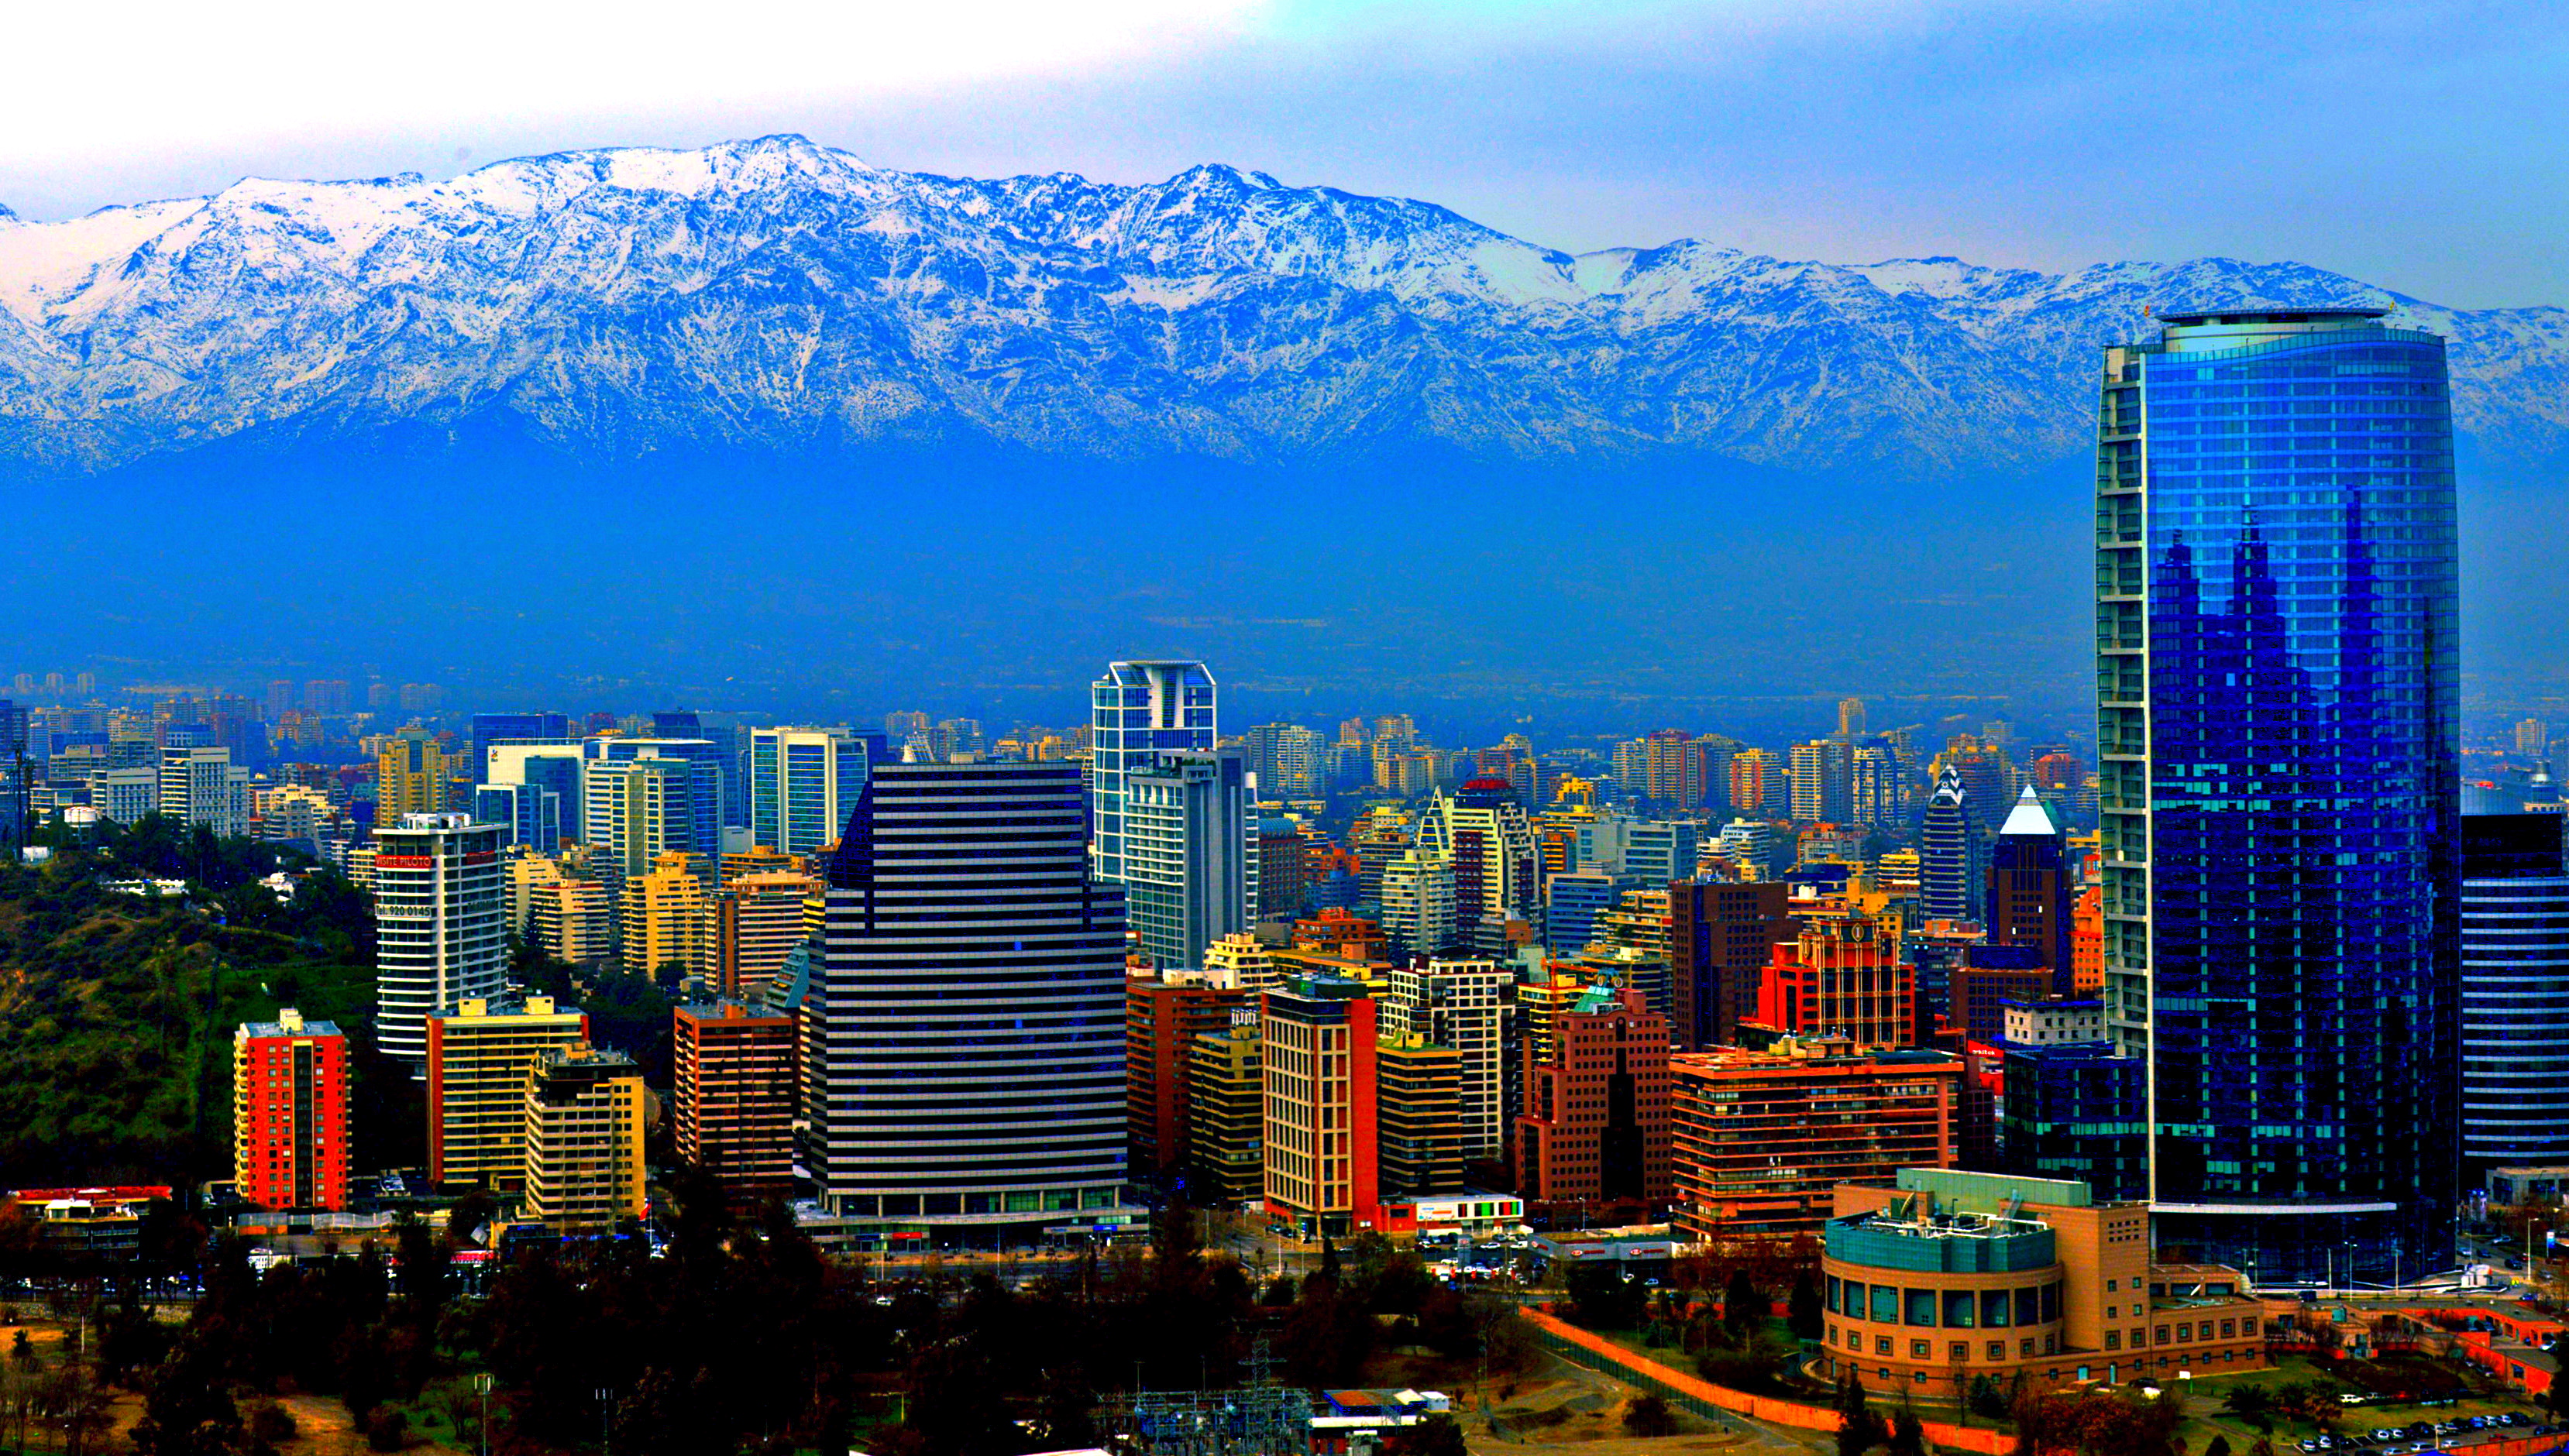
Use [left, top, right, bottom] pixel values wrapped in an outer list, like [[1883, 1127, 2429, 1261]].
[[1876, 1337, 1893, 1356], [2155, 1326, 2169, 1345], [2221, 1320, 2236, 1338], [1910, 1340, 1931, 1359], [1983, 1341, 2002, 1361], [2106, 1331, 2120, 1350]]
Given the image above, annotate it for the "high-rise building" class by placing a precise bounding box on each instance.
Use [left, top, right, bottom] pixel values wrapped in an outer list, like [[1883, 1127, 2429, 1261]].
[[1752, 912, 1915, 1048], [1122, 752, 1257, 973], [1241, 723, 1324, 801], [1382, 959, 1509, 1166], [1515, 986, 1671, 1208], [1668, 879, 1793, 1051], [1377, 1037, 1464, 1200], [1788, 739, 1853, 822], [472, 781, 562, 853], [1849, 743, 1908, 829], [2515, 719, 2550, 760], [485, 744, 586, 843], [1837, 697, 1868, 740], [2459, 814, 2569, 1175], [1543, 870, 1625, 956], [157, 746, 249, 836], [1728, 749, 1786, 819], [1416, 778, 1540, 929], [377, 732, 459, 819], [710, 869, 820, 1001], [1088, 660, 1217, 887], [469, 713, 573, 776], [1669, 1038, 1962, 1242], [1918, 767, 1979, 922], [584, 737, 726, 855], [2096, 307, 2459, 1282], [673, 1001, 798, 1207], [374, 812, 507, 1065], [583, 755, 705, 957], [425, 996, 590, 1190], [1256, 815, 1309, 920], [232, 1008, 350, 1212], [1987, 786, 2074, 990], [1622, 818, 1701, 889], [1126, 972, 1250, 1177], [1640, 730, 1715, 808], [806, 763, 1134, 1235], [626, 850, 715, 977], [522, 1044, 648, 1233], [1379, 849, 1457, 961], [748, 726, 882, 856], [1185, 1017, 1266, 1204], [1261, 974, 1379, 1235]]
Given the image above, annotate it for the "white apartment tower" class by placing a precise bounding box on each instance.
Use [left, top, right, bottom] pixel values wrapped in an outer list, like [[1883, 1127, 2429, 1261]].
[[374, 812, 508, 1065]]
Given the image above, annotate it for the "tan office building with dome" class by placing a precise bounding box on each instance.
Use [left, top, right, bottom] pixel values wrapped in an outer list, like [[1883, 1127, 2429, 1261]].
[[1818, 1168, 2267, 1394]]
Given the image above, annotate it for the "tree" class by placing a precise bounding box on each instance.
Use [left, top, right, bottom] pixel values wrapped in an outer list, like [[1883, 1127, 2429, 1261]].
[[1837, 1373, 1890, 1456], [1970, 1375, 2012, 1422], [127, 1338, 245, 1456], [1724, 1268, 1766, 1335], [2205, 1437, 2233, 1456], [1788, 1272, 1826, 1341], [1566, 1264, 1648, 1331], [1889, 1409, 1927, 1456], [1384, 1414, 1470, 1456], [1627, 1394, 1679, 1437]]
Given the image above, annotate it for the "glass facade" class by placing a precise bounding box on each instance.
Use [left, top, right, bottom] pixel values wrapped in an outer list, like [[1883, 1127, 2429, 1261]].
[[1088, 660, 1218, 885], [2096, 309, 2459, 1285], [2458, 814, 2569, 1173]]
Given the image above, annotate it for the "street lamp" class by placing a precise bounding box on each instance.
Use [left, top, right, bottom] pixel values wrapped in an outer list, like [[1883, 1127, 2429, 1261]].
[[595, 1387, 613, 1456], [476, 1374, 493, 1456]]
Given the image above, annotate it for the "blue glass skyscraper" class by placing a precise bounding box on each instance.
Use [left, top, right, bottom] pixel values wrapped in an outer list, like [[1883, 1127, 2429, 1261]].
[[2096, 308, 2459, 1285]]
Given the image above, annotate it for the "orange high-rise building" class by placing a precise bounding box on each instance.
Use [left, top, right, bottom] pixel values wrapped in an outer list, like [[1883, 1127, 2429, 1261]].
[[1126, 973, 1251, 1176], [1752, 912, 1916, 1048], [1670, 1038, 1962, 1242], [673, 1001, 798, 1207]]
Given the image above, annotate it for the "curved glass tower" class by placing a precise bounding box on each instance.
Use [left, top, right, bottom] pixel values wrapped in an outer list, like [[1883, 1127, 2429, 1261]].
[[2096, 308, 2459, 1286]]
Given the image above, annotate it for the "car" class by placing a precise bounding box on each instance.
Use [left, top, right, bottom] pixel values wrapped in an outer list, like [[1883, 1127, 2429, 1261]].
[[2375, 1430, 2403, 1442], [2407, 1423, 2435, 1437], [2301, 1441, 2325, 1452], [2500, 1414, 2526, 1427]]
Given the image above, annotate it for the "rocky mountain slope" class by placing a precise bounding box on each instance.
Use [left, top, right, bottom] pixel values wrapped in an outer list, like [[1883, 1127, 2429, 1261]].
[[2, 134, 2563, 477]]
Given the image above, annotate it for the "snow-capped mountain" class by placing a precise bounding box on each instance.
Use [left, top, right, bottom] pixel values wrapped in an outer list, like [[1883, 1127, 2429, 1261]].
[[2, 134, 2563, 476]]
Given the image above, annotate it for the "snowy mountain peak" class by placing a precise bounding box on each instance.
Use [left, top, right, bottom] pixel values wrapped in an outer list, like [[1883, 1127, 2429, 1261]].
[[0, 138, 2562, 477]]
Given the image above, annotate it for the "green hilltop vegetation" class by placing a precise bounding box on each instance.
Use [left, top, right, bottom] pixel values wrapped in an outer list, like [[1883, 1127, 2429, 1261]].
[[0, 816, 414, 1187]]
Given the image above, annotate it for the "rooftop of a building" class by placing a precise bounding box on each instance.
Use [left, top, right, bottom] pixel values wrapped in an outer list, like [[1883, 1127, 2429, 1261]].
[[676, 1000, 791, 1025], [438, 995, 582, 1022], [239, 1007, 340, 1039]]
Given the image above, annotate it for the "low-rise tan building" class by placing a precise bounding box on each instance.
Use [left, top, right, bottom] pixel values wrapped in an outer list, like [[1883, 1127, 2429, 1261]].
[[1818, 1168, 2265, 1395]]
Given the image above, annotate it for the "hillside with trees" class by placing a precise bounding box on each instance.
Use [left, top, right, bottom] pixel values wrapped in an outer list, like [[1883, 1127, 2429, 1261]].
[[0, 818, 412, 1186]]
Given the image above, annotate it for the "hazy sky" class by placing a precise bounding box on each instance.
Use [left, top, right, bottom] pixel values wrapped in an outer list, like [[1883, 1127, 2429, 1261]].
[[5, 0, 2563, 307]]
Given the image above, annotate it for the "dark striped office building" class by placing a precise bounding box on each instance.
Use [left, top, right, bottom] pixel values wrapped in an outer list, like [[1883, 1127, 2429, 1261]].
[[805, 761, 1140, 1242]]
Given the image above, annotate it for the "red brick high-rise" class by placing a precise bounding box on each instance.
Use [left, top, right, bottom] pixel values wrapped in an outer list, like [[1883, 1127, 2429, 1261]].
[[1668, 880, 1792, 1049], [1126, 973, 1250, 1176], [1516, 987, 1673, 1213]]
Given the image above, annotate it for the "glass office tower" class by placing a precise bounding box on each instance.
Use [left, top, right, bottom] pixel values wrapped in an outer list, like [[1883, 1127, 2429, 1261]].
[[1088, 660, 1217, 886], [2096, 308, 2458, 1285]]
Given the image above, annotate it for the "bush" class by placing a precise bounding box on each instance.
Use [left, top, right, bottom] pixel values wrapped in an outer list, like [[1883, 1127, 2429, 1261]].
[[247, 1403, 300, 1444], [1626, 1394, 1678, 1437], [364, 1406, 409, 1451]]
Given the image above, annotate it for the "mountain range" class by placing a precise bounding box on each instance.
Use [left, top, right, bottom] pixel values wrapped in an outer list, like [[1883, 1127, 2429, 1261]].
[[0, 136, 2559, 730], [3, 133, 2564, 479]]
